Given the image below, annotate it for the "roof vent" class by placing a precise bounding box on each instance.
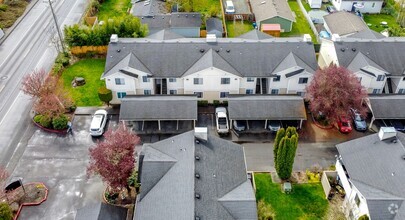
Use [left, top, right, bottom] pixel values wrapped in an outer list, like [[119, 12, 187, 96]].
[[332, 34, 341, 42], [195, 155, 200, 161], [110, 34, 118, 43], [206, 34, 217, 43], [195, 193, 200, 199], [199, 49, 205, 53], [215, 49, 220, 52], [195, 217, 200, 220], [117, 49, 121, 52], [378, 127, 397, 141], [402, 155, 405, 160], [352, 48, 356, 52], [340, 48, 345, 52], [226, 49, 230, 53], [260, 0, 266, 4], [195, 139, 200, 144], [194, 127, 207, 141], [195, 173, 200, 179]]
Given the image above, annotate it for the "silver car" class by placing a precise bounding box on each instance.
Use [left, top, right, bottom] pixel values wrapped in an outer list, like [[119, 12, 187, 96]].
[[268, 120, 281, 132]]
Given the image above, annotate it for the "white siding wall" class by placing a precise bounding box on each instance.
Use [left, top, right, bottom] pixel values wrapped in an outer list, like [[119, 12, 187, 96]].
[[336, 160, 353, 198], [332, 0, 382, 13], [308, 0, 322, 8], [287, 72, 313, 93], [346, 184, 370, 219], [318, 40, 339, 68], [393, 77, 405, 93], [105, 72, 137, 104], [137, 72, 155, 94], [166, 78, 184, 93], [240, 77, 257, 93]]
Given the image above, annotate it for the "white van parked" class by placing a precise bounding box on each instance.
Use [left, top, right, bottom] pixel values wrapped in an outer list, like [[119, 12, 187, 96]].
[[225, 0, 235, 13], [215, 107, 229, 135]]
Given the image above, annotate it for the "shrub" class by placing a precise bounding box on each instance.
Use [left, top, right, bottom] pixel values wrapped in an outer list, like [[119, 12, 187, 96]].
[[55, 53, 70, 67], [0, 4, 8, 11], [208, 5, 220, 17], [257, 200, 274, 220], [358, 215, 369, 220], [222, 100, 228, 106], [98, 86, 112, 106], [127, 170, 139, 187], [0, 202, 13, 220], [52, 115, 69, 130], [306, 170, 321, 183], [213, 100, 220, 107], [34, 114, 43, 123], [39, 115, 52, 128], [197, 100, 209, 107], [52, 63, 64, 75]]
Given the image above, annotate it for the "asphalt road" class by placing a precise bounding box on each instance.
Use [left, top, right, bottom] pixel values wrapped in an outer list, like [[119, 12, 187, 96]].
[[0, 0, 88, 170]]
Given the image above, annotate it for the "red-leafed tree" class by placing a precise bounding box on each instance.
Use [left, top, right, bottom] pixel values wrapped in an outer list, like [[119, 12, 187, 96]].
[[306, 65, 368, 124], [21, 69, 48, 98], [87, 124, 141, 193]]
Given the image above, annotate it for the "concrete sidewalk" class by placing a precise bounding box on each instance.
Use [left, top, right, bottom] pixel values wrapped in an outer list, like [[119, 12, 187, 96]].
[[74, 106, 120, 115]]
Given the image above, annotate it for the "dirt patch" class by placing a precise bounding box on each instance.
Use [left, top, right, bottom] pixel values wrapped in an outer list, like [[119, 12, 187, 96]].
[[0, 0, 29, 29], [325, 195, 345, 220]]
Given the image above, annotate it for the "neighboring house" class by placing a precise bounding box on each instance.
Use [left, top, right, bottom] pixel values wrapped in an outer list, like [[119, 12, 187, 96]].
[[206, 18, 223, 38], [134, 128, 257, 220], [323, 12, 369, 37], [250, 0, 295, 32], [331, 0, 383, 13], [318, 35, 405, 94], [335, 127, 405, 220], [101, 31, 317, 104], [131, 0, 165, 16], [139, 13, 202, 37], [308, 0, 322, 8]]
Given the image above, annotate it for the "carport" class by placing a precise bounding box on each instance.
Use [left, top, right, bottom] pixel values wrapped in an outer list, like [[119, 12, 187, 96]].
[[228, 95, 307, 129], [119, 95, 197, 131], [367, 95, 405, 129]]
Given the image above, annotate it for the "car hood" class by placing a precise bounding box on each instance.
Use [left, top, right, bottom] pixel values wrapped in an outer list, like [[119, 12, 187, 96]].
[[355, 120, 367, 128]]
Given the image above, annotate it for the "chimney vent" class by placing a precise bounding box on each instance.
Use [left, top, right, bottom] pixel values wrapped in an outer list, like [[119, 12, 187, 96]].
[[206, 34, 217, 43], [110, 34, 118, 43], [194, 127, 208, 141], [378, 127, 397, 141], [332, 34, 341, 42]]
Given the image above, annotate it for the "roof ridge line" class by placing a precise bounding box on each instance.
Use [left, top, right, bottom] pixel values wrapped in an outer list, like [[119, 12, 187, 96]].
[[103, 53, 132, 76], [130, 52, 154, 75]]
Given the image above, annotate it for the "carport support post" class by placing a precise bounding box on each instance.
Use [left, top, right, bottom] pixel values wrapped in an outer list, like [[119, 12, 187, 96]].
[[300, 119, 303, 129], [176, 120, 179, 130], [369, 116, 375, 130], [158, 120, 161, 130], [142, 121, 145, 131], [264, 120, 268, 129], [246, 120, 250, 130]]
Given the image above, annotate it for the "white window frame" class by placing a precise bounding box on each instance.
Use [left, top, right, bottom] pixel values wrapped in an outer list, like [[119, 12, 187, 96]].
[[169, 78, 176, 83], [220, 92, 229, 98], [273, 75, 281, 82], [372, 89, 381, 94], [298, 77, 308, 84], [169, 90, 177, 95], [271, 89, 279, 94], [221, 78, 231, 84], [246, 77, 255, 82], [194, 78, 203, 85], [115, 78, 125, 85], [376, 75, 385, 82], [117, 92, 127, 99], [194, 92, 203, 98], [246, 89, 254, 94], [142, 76, 150, 83], [144, 90, 151, 95]]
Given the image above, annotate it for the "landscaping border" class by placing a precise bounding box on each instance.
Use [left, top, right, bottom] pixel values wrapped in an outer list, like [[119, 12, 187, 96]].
[[32, 117, 69, 134], [13, 182, 49, 220], [310, 113, 334, 129]]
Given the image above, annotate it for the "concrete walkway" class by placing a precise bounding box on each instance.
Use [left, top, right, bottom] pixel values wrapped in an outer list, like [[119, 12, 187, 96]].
[[74, 106, 120, 115]]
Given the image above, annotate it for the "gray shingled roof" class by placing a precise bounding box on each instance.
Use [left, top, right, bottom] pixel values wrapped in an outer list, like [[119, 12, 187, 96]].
[[346, 52, 387, 77], [334, 38, 405, 76], [336, 132, 405, 220], [138, 13, 201, 31], [135, 130, 257, 220], [324, 12, 368, 36], [228, 95, 307, 120], [349, 29, 386, 39], [250, 0, 295, 23], [131, 0, 164, 16], [171, 13, 201, 27], [119, 95, 198, 120], [102, 32, 317, 78], [76, 202, 128, 220], [238, 29, 274, 40], [206, 18, 223, 33], [146, 29, 184, 40], [368, 95, 405, 119]]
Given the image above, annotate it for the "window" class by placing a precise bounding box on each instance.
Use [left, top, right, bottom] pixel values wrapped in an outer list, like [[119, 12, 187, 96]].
[[246, 89, 254, 94], [142, 76, 150, 82], [117, 92, 126, 99], [144, 90, 151, 95], [247, 77, 255, 82], [354, 194, 361, 207], [169, 78, 176, 83], [194, 78, 203, 85], [169, 90, 177, 95], [273, 75, 281, 82], [372, 89, 381, 94], [377, 75, 385, 81], [221, 78, 230, 84], [194, 92, 203, 98], [357, 77, 362, 83], [298, 77, 308, 84], [115, 78, 125, 85], [372, 2, 375, 7], [220, 92, 229, 98], [271, 89, 279, 94], [297, 92, 305, 96], [399, 89, 405, 94]]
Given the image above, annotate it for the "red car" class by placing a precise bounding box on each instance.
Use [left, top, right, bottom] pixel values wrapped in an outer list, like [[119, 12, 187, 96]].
[[337, 116, 352, 133]]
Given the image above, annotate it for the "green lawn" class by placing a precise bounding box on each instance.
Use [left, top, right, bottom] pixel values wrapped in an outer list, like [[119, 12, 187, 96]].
[[282, 1, 318, 43], [303, 2, 311, 12], [192, 0, 221, 15], [363, 13, 401, 33], [226, 21, 254, 37], [59, 59, 106, 107], [255, 173, 328, 220], [97, 0, 131, 21]]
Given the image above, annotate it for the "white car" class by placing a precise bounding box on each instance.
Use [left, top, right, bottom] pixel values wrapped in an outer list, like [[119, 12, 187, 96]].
[[90, 109, 108, 137], [225, 0, 235, 13], [215, 107, 229, 135]]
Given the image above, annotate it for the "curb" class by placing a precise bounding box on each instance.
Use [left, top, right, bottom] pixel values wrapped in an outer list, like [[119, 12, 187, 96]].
[[13, 182, 49, 220], [310, 113, 334, 130], [0, 0, 40, 45], [32, 118, 68, 134]]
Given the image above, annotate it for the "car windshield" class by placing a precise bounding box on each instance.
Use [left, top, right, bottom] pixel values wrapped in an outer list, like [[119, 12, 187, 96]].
[[228, 6, 234, 9], [354, 114, 363, 121], [218, 117, 227, 125], [342, 122, 349, 127]]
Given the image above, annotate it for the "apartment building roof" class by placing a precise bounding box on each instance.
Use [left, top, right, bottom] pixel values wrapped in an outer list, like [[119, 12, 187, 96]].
[[102, 30, 317, 78], [134, 130, 257, 220], [368, 95, 405, 119]]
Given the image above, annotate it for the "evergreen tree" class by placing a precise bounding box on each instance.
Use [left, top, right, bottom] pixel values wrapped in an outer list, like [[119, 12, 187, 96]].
[[274, 127, 299, 180]]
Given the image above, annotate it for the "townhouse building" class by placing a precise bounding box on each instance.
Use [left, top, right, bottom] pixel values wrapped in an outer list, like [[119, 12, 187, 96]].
[[319, 34, 405, 94], [102, 30, 317, 104]]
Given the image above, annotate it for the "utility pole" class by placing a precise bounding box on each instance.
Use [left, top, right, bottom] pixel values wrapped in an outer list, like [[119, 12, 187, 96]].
[[48, 0, 66, 53]]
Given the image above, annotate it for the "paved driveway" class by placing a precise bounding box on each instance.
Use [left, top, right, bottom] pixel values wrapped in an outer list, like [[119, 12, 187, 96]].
[[243, 142, 338, 172], [10, 115, 118, 220]]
